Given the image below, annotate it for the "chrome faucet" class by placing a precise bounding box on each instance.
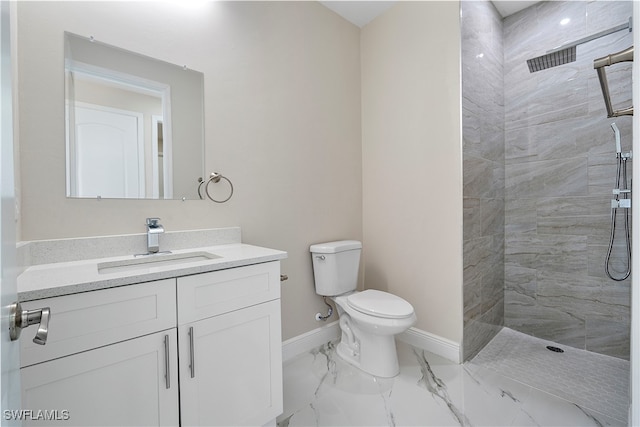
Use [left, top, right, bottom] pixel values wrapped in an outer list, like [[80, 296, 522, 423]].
[[146, 218, 164, 254]]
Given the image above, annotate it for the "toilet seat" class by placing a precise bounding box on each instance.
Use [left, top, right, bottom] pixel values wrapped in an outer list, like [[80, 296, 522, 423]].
[[346, 290, 414, 319]]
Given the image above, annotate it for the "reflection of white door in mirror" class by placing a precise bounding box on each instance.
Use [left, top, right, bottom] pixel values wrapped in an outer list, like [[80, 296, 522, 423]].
[[151, 115, 172, 199], [64, 32, 204, 200], [70, 104, 145, 199]]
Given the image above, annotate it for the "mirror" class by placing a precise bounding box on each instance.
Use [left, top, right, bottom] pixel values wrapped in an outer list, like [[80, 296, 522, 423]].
[[64, 32, 205, 200]]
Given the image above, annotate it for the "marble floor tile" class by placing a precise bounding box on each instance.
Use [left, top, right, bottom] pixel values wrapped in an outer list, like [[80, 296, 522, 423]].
[[278, 329, 628, 426]]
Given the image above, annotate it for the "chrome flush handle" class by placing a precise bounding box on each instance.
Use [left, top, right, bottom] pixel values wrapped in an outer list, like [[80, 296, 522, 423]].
[[9, 302, 51, 345]]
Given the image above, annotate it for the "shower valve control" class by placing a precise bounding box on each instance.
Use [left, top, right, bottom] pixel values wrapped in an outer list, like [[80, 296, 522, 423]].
[[612, 189, 631, 195], [611, 199, 631, 209]]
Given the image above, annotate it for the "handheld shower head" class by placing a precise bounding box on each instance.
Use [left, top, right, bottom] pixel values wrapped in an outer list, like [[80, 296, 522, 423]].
[[611, 122, 621, 154]]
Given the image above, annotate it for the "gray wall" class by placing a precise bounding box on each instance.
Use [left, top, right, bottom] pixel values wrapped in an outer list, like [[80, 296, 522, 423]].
[[361, 1, 464, 345], [503, 1, 633, 359], [462, 0, 505, 361], [17, 1, 466, 347], [16, 1, 363, 342]]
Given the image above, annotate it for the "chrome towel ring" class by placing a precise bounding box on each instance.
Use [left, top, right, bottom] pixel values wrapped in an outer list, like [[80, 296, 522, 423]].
[[198, 172, 234, 203]]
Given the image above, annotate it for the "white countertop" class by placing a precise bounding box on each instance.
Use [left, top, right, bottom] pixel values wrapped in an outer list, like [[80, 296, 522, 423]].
[[18, 243, 287, 301]]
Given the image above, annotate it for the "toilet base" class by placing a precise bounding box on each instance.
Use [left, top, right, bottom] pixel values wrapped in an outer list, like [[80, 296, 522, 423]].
[[336, 331, 400, 378]]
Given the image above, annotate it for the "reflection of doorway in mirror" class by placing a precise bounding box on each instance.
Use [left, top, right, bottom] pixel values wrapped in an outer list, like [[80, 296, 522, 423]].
[[66, 67, 171, 199], [64, 32, 204, 200], [151, 115, 172, 199], [71, 103, 145, 198]]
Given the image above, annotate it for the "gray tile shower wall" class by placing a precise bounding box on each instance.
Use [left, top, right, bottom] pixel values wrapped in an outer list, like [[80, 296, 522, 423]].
[[462, 0, 505, 361], [462, 0, 632, 361], [503, 1, 632, 359]]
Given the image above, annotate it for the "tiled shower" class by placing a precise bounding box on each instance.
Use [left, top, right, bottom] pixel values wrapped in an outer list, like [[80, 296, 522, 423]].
[[462, 0, 633, 361], [462, 0, 506, 361]]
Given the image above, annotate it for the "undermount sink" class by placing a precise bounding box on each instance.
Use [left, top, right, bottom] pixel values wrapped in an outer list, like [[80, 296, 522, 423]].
[[97, 251, 221, 274]]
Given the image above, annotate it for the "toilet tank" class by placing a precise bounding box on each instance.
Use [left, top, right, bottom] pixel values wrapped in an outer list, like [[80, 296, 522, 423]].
[[309, 240, 362, 296]]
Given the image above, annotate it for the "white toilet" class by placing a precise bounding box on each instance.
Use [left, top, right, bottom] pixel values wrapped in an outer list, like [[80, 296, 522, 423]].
[[310, 240, 416, 377]]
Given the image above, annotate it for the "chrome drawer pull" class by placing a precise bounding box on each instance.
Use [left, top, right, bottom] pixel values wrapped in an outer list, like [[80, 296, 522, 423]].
[[164, 334, 170, 389], [189, 326, 195, 378]]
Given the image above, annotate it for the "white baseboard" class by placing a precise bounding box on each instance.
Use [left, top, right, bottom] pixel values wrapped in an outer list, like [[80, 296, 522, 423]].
[[398, 327, 461, 364], [281, 321, 340, 362], [281, 323, 460, 364]]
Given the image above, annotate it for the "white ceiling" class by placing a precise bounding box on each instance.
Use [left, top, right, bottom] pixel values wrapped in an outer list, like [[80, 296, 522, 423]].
[[319, 1, 540, 28], [319, 1, 396, 28], [491, 1, 539, 18]]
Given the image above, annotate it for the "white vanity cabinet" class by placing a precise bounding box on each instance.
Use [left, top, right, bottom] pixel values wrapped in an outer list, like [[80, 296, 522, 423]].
[[20, 279, 179, 426], [177, 262, 283, 426], [19, 260, 283, 427]]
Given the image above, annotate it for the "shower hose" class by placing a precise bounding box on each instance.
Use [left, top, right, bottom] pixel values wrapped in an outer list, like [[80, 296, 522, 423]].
[[605, 153, 631, 281]]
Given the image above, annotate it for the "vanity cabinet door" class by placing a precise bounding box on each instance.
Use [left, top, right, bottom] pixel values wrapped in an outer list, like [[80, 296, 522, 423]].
[[20, 330, 179, 427], [178, 299, 283, 426]]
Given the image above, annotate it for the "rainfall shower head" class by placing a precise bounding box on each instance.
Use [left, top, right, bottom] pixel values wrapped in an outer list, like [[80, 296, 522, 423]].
[[527, 46, 576, 72], [526, 17, 632, 73]]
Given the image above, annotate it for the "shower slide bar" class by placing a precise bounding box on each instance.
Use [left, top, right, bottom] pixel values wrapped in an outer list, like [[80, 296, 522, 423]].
[[612, 199, 631, 209], [606, 122, 632, 281], [594, 46, 634, 118]]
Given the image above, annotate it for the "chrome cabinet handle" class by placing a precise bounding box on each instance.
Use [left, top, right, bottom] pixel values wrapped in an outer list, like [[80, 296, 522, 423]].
[[189, 326, 195, 378], [164, 334, 170, 389], [9, 302, 51, 345]]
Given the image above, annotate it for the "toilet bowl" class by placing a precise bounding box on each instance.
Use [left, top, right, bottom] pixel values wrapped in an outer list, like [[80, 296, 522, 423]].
[[310, 241, 416, 378], [332, 290, 416, 377]]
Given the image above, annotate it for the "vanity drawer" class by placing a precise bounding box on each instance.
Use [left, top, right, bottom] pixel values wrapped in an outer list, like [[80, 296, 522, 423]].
[[177, 261, 280, 325], [20, 279, 177, 367]]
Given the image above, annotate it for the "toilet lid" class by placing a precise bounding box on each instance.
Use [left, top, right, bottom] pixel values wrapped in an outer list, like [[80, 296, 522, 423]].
[[347, 290, 414, 319]]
